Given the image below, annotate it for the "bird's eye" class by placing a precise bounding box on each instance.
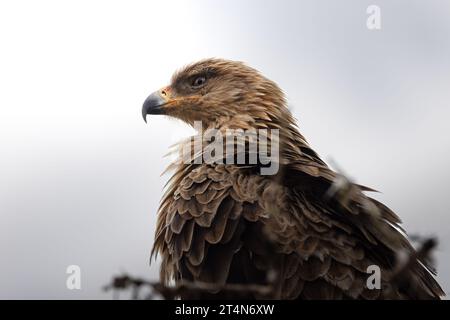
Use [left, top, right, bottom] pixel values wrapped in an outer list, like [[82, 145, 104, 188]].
[[191, 76, 206, 88]]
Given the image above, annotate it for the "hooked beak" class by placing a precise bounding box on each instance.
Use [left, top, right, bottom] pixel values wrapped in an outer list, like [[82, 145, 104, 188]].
[[142, 88, 170, 122]]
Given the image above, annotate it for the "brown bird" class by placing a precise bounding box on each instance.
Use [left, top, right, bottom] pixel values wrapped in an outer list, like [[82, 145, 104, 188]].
[[143, 58, 444, 299]]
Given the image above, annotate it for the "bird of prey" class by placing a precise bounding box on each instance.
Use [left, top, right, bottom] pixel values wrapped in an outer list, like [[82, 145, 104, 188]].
[[142, 58, 444, 299]]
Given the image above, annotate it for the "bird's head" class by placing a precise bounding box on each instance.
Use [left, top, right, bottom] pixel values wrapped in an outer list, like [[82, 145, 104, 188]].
[[142, 58, 287, 130]]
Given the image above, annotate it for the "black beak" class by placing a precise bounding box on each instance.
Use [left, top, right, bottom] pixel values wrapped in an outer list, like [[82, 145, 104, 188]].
[[142, 91, 167, 122]]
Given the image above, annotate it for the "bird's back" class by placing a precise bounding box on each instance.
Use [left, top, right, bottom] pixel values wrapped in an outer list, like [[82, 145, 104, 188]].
[[152, 157, 444, 299]]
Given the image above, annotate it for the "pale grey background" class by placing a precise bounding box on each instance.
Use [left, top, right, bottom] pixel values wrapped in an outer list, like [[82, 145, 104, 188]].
[[0, 0, 449, 299]]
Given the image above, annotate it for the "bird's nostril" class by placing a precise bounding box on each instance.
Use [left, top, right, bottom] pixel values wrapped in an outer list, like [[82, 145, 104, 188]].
[[161, 89, 167, 96]]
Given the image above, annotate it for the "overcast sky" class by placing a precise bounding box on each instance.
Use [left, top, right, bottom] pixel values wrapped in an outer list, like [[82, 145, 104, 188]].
[[0, 0, 449, 299]]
